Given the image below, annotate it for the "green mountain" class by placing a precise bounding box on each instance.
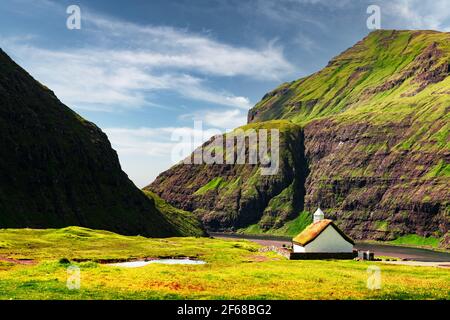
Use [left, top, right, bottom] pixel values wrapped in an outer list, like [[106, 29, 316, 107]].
[[249, 30, 450, 127], [147, 30, 449, 245], [0, 48, 204, 237]]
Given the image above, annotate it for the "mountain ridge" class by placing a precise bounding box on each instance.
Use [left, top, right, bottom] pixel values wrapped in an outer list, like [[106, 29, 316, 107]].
[[148, 30, 449, 246]]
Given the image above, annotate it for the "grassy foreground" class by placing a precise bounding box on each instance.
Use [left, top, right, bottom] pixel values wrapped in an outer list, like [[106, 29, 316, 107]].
[[0, 227, 449, 300]]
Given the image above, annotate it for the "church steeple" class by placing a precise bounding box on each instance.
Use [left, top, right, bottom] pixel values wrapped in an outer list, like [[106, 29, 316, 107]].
[[313, 208, 325, 223]]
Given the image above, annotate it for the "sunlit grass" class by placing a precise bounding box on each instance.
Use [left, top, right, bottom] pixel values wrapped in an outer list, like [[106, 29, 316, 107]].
[[0, 227, 448, 300]]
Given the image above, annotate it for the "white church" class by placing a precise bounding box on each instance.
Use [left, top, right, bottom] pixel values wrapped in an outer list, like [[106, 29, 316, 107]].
[[292, 208, 354, 254]]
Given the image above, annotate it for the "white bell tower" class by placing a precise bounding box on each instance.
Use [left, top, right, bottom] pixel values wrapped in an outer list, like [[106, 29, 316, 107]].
[[313, 208, 325, 223]]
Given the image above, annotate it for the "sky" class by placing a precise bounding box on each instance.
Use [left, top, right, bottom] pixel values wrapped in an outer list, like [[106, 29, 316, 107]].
[[1, 0, 449, 187]]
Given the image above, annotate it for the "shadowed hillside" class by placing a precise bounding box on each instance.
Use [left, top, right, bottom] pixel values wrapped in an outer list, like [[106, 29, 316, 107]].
[[0, 49, 204, 237]]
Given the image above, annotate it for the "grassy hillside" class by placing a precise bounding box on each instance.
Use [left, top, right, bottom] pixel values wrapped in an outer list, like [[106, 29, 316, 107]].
[[248, 30, 450, 243], [143, 191, 206, 237], [237, 211, 312, 237], [148, 30, 449, 243], [147, 120, 308, 232], [0, 227, 449, 299], [250, 30, 450, 133], [389, 234, 441, 248]]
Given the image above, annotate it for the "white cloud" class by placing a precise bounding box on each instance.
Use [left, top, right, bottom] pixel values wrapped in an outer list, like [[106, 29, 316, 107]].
[[244, 0, 352, 30], [105, 127, 184, 157], [382, 0, 450, 31], [181, 109, 247, 130], [104, 125, 220, 160], [83, 12, 294, 80], [104, 125, 222, 186], [0, 2, 295, 112], [2, 41, 254, 111], [248, 0, 450, 32]]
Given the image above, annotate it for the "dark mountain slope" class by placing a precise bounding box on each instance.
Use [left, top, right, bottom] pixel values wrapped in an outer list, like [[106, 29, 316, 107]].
[[0, 49, 204, 237]]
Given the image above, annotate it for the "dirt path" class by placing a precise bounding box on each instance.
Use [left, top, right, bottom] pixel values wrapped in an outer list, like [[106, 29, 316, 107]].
[[0, 256, 35, 265]]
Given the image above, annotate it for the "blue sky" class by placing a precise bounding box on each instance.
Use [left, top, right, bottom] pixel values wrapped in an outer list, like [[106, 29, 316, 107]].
[[1, 0, 449, 187]]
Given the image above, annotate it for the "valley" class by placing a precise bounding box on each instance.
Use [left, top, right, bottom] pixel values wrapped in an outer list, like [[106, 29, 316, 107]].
[[0, 227, 448, 300], [0, 28, 448, 301]]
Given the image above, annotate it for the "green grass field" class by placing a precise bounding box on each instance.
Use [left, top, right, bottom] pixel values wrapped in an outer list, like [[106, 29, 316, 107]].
[[0, 227, 448, 300], [389, 234, 441, 249]]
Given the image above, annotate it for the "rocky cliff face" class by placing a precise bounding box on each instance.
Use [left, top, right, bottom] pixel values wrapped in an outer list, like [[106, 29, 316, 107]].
[[147, 30, 449, 243], [0, 49, 204, 237], [302, 119, 448, 240], [149, 121, 308, 231]]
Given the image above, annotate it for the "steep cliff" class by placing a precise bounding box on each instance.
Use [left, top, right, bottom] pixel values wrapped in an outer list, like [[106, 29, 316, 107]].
[[147, 30, 449, 243], [149, 121, 309, 231], [0, 49, 204, 237]]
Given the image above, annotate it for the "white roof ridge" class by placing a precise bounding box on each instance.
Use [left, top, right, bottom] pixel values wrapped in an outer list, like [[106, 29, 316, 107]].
[[314, 207, 324, 215]]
